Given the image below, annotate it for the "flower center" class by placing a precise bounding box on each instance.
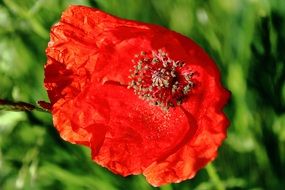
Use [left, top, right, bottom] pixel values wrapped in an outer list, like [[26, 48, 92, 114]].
[[128, 49, 194, 110]]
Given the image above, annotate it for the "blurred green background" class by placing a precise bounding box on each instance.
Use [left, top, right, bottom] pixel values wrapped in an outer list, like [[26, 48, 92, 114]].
[[0, 0, 285, 189]]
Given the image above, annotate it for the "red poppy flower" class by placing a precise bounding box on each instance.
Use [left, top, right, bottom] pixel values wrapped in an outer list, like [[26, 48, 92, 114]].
[[44, 5, 230, 186]]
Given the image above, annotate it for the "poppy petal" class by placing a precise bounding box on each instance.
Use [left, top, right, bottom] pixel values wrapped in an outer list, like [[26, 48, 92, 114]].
[[77, 83, 192, 176]]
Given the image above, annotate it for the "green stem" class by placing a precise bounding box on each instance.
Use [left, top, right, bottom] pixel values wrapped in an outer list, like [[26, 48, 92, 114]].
[[0, 99, 49, 113], [206, 163, 225, 190]]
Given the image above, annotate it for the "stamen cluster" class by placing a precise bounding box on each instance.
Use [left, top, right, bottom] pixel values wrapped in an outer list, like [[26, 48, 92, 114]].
[[128, 49, 194, 110]]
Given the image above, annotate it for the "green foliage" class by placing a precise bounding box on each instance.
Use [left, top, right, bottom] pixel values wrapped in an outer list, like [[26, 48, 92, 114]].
[[0, 0, 284, 189]]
